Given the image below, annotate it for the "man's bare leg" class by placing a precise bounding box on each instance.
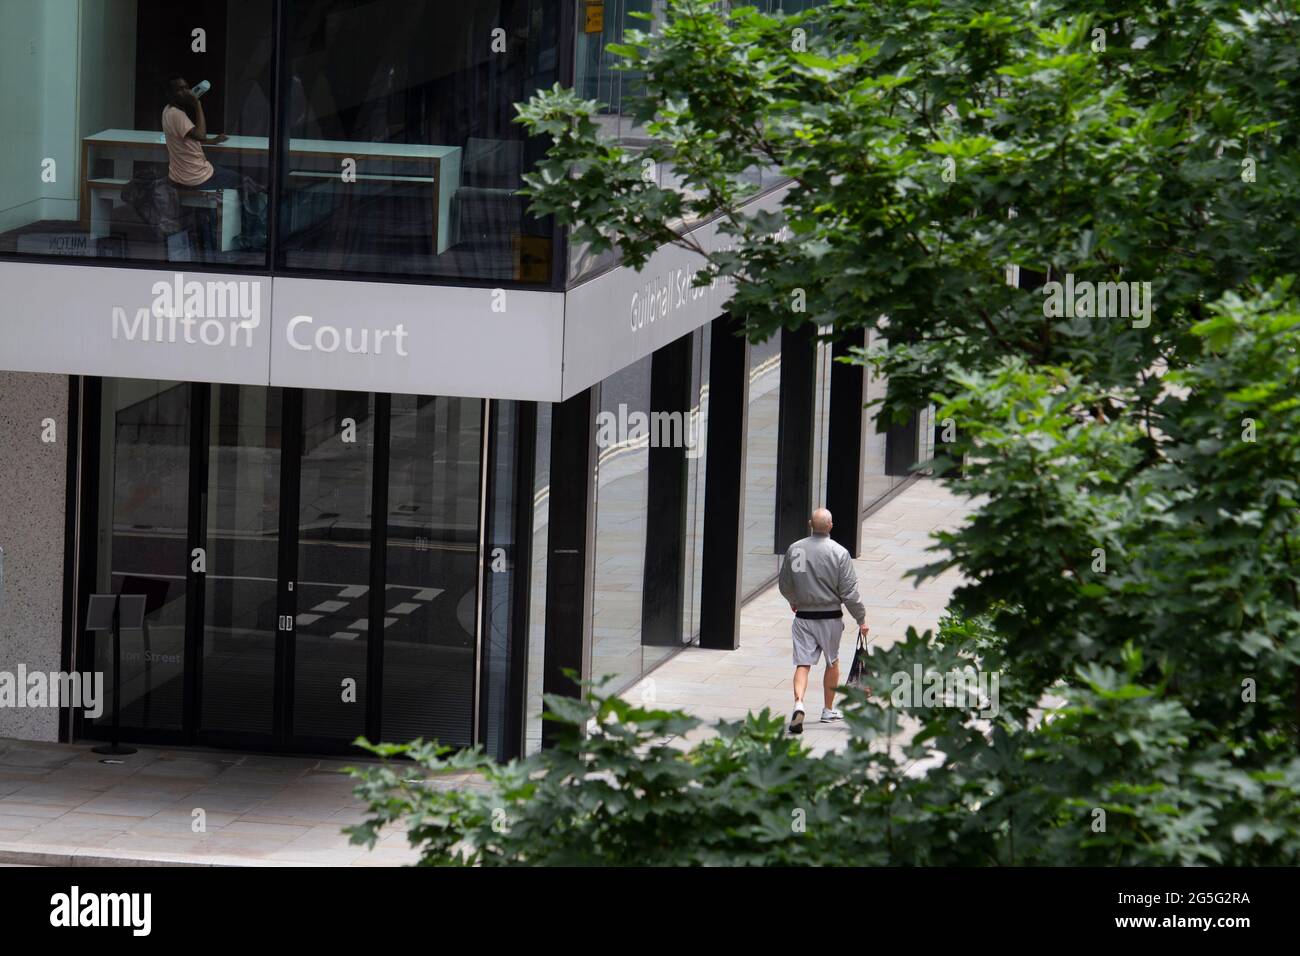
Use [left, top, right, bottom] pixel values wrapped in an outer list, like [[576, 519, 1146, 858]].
[[823, 661, 840, 710], [793, 665, 810, 704]]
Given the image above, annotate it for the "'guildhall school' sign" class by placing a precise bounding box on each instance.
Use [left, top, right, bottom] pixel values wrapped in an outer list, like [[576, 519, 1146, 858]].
[[559, 185, 792, 400]]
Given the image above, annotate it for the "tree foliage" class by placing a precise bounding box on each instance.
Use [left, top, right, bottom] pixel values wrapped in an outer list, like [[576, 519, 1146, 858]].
[[349, 0, 1300, 864]]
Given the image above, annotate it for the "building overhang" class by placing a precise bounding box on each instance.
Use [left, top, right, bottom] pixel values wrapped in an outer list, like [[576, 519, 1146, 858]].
[[0, 187, 789, 400]]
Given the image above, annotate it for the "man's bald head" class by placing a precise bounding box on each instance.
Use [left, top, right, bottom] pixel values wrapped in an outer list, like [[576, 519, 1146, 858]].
[[810, 508, 833, 534]]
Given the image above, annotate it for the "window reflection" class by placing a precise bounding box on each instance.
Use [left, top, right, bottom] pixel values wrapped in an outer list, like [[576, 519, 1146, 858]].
[[279, 0, 558, 282], [741, 333, 781, 598], [293, 390, 375, 740], [591, 357, 652, 691], [0, 0, 271, 267], [382, 395, 483, 746], [94, 380, 191, 732]]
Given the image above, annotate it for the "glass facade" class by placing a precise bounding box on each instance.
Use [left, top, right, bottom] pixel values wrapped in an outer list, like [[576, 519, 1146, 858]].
[[201, 383, 282, 739], [480, 400, 529, 761], [0, 0, 560, 284], [523, 401, 551, 755], [740, 332, 781, 598], [292, 390, 375, 741], [92, 379, 191, 732], [81, 315, 927, 757], [590, 355, 652, 691], [862, 327, 899, 509], [0, 0, 273, 268], [381, 395, 482, 747], [279, 0, 560, 282], [567, 0, 824, 283], [85, 379, 489, 752], [680, 326, 710, 642]]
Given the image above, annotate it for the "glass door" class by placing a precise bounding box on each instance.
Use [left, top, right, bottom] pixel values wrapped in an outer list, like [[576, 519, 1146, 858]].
[[197, 384, 284, 745], [287, 390, 377, 746], [89, 380, 192, 740], [85, 380, 487, 753]]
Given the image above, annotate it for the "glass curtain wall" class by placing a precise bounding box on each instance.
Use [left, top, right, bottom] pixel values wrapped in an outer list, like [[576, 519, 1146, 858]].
[[681, 325, 710, 641], [279, 0, 560, 283], [863, 326, 932, 513], [292, 390, 375, 741], [740, 332, 781, 598], [201, 384, 283, 738], [0, 0, 272, 267], [382, 395, 483, 747], [590, 356, 652, 691], [568, 0, 826, 283], [92, 379, 191, 732], [480, 400, 534, 761], [87, 378, 496, 753], [523, 401, 551, 755], [862, 327, 899, 509], [809, 326, 831, 509], [1, 0, 563, 285]]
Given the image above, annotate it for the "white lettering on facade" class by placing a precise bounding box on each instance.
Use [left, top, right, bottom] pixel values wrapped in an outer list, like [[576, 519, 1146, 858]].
[[286, 315, 409, 356]]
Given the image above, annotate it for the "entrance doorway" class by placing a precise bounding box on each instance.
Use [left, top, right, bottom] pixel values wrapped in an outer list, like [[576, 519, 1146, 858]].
[[82, 380, 484, 753]]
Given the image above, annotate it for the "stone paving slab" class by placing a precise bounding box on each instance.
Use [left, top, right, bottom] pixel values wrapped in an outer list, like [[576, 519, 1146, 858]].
[[0, 740, 490, 867]]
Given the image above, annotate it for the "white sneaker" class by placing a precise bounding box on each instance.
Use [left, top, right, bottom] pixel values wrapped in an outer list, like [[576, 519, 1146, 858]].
[[821, 708, 844, 722], [789, 701, 806, 734]]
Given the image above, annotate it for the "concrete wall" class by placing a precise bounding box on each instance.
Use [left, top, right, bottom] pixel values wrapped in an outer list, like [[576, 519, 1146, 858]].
[[0, 372, 69, 742]]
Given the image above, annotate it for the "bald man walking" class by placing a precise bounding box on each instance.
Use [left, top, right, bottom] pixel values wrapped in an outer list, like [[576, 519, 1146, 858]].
[[777, 508, 868, 734]]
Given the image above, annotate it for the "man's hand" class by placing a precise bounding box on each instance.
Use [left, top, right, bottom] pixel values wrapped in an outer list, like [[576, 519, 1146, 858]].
[[859, 622, 870, 637], [210, 133, 230, 145]]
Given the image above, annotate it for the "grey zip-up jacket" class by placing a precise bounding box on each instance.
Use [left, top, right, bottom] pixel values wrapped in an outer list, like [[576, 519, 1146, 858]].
[[778, 532, 867, 625]]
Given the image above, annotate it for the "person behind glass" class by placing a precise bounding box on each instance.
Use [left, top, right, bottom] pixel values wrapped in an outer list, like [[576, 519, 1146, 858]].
[[162, 75, 237, 256], [162, 75, 236, 190]]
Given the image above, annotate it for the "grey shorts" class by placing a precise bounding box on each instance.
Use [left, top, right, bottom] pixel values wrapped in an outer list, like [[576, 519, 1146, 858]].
[[792, 616, 843, 667]]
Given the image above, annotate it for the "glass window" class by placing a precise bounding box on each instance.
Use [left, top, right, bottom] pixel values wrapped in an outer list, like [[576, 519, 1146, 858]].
[[93, 379, 191, 732], [201, 384, 283, 738], [681, 324, 709, 641], [480, 399, 531, 761], [567, 0, 828, 284], [862, 327, 897, 510], [279, 0, 560, 283], [0, 0, 272, 267], [523, 400, 550, 755], [741, 332, 780, 598], [591, 356, 651, 691], [292, 389, 376, 740], [382, 394, 483, 746]]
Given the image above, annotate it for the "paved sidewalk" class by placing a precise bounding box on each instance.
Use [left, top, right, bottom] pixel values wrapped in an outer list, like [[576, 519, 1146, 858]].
[[0, 743, 446, 866], [626, 478, 974, 756]]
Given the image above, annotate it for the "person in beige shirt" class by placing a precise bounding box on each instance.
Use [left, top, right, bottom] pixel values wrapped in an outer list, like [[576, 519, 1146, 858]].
[[162, 75, 236, 189]]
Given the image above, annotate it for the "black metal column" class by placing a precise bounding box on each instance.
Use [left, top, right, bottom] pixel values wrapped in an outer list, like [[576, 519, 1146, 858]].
[[774, 325, 818, 553], [541, 388, 597, 746], [826, 330, 868, 557], [641, 332, 693, 650], [699, 316, 750, 650]]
